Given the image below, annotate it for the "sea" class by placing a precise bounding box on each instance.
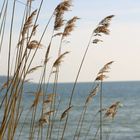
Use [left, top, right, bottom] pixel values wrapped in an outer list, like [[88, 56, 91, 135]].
[[0, 77, 140, 140]]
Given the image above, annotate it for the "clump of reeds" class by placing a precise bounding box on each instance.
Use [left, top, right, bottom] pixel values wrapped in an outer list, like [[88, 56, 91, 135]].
[[0, 0, 121, 140]]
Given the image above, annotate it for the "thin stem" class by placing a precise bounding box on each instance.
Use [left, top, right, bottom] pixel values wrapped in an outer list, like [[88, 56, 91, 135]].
[[7, 0, 16, 83], [100, 80, 103, 140]]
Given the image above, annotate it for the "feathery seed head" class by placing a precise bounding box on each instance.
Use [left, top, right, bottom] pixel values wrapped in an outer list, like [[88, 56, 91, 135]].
[[94, 15, 115, 36], [54, 0, 72, 30], [105, 101, 121, 119], [98, 61, 114, 74], [63, 16, 80, 37], [60, 106, 73, 121], [53, 51, 69, 67], [22, 9, 37, 36], [27, 40, 42, 49], [93, 39, 103, 44]]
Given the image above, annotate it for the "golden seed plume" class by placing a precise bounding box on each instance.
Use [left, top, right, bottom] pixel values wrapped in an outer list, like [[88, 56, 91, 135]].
[[85, 84, 99, 106], [95, 61, 114, 81], [45, 110, 55, 116], [94, 26, 110, 35], [99, 15, 115, 27], [53, 51, 69, 67], [27, 65, 42, 74], [93, 39, 103, 44], [22, 9, 37, 36], [54, 0, 72, 30], [27, 40, 42, 49], [98, 61, 114, 74], [31, 90, 43, 108], [94, 15, 115, 36], [47, 93, 57, 102], [60, 106, 73, 121], [95, 74, 108, 81], [105, 101, 120, 119], [63, 16, 80, 37], [32, 24, 38, 36], [44, 43, 51, 64], [0, 79, 12, 92], [39, 117, 49, 125]]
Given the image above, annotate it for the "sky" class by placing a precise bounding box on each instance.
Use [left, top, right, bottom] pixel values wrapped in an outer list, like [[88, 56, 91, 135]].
[[0, 0, 140, 83]]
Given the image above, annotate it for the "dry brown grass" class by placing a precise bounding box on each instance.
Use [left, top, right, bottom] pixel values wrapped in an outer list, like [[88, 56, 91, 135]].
[[0, 1, 119, 140]]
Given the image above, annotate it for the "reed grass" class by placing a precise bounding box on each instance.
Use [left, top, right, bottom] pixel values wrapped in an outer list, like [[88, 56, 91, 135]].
[[0, 1, 121, 140]]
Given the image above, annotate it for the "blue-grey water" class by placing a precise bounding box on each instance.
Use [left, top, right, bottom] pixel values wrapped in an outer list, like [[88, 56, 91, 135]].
[[0, 78, 140, 140]]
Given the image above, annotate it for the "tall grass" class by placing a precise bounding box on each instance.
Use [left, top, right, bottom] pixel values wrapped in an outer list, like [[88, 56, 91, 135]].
[[0, 0, 121, 140]]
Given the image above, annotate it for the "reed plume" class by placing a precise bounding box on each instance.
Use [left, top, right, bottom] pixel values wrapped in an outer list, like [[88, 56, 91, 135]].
[[27, 65, 42, 74], [27, 40, 42, 49], [85, 83, 99, 106], [95, 74, 108, 81], [105, 101, 121, 119], [31, 90, 43, 108], [99, 15, 115, 27], [93, 39, 103, 44], [39, 110, 55, 126], [0, 79, 12, 92], [44, 43, 51, 64], [22, 9, 37, 36], [32, 24, 38, 36], [98, 61, 114, 74], [94, 15, 114, 36], [60, 106, 73, 121], [47, 93, 57, 102], [53, 51, 69, 68], [54, 0, 72, 30], [63, 16, 80, 38], [95, 61, 114, 81]]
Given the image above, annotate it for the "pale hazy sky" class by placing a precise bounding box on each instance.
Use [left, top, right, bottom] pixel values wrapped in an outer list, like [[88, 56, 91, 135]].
[[0, 0, 140, 82]]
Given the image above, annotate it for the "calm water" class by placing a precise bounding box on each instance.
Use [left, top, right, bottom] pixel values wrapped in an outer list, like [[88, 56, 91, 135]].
[[0, 80, 140, 140]]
